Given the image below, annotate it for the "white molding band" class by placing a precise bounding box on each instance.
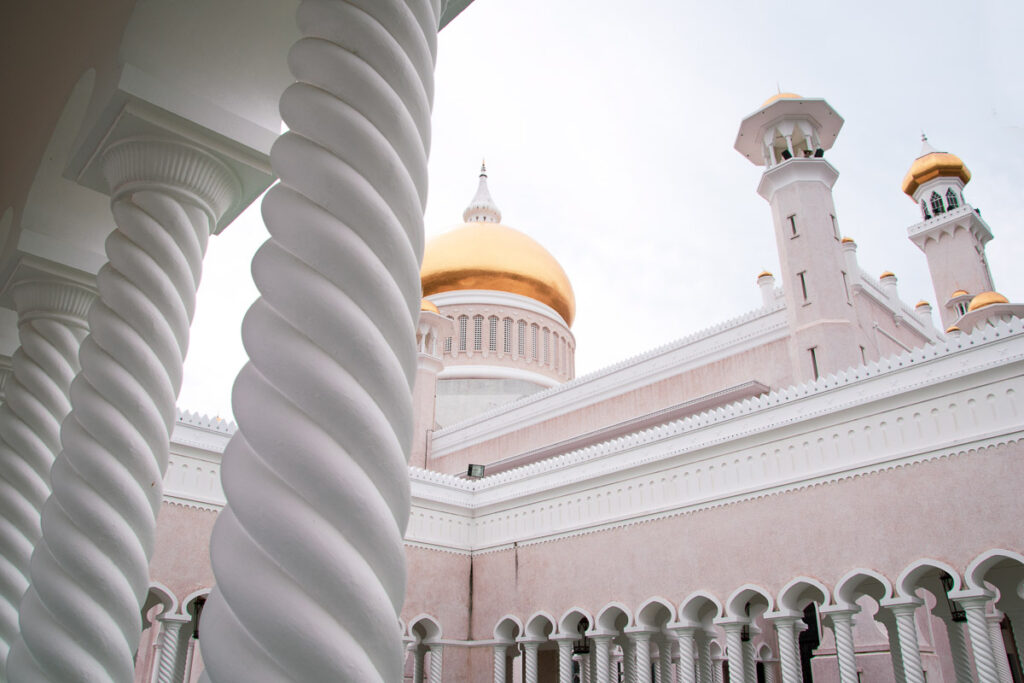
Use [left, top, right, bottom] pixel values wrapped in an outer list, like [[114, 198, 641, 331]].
[[438, 364, 560, 387]]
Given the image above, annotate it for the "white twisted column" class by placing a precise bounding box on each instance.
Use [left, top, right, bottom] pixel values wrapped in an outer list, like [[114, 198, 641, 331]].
[[632, 632, 653, 683], [197, 1, 438, 682], [0, 274, 95, 665], [556, 638, 573, 683], [0, 357, 12, 403], [623, 637, 637, 683], [989, 612, 1013, 683], [6, 136, 237, 683], [153, 616, 189, 683], [767, 616, 800, 683], [411, 646, 424, 683], [741, 639, 755, 683], [718, 622, 747, 683], [428, 644, 443, 683], [673, 628, 697, 683], [696, 633, 713, 683], [884, 601, 926, 683], [821, 607, 859, 683], [494, 643, 508, 683], [522, 641, 540, 683], [658, 640, 672, 683], [943, 617, 972, 683], [956, 595, 1001, 683], [590, 635, 611, 683]]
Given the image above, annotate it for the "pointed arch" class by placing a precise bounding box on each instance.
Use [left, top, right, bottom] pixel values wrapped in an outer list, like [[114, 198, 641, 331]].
[[965, 548, 1024, 592], [834, 568, 893, 607], [409, 614, 443, 643], [524, 611, 556, 639], [725, 584, 774, 618], [494, 614, 523, 642], [678, 591, 723, 628], [778, 577, 830, 612], [896, 558, 962, 599], [558, 607, 593, 637], [636, 596, 676, 629], [141, 582, 178, 628], [596, 602, 633, 633]]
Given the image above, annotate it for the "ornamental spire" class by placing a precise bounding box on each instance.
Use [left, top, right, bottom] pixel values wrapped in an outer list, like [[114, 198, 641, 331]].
[[463, 160, 502, 223], [919, 133, 937, 156]]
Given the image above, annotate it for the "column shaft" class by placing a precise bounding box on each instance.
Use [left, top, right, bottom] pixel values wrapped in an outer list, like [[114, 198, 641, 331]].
[[944, 618, 973, 683], [412, 648, 424, 683], [557, 641, 573, 683], [696, 634, 712, 683], [826, 610, 859, 683], [675, 631, 696, 683], [0, 276, 94, 666], [989, 614, 1013, 683], [741, 639, 755, 683], [7, 137, 237, 683], [889, 604, 926, 683], [623, 639, 637, 683], [154, 619, 188, 683], [494, 644, 508, 683], [722, 626, 746, 683], [594, 637, 612, 683], [771, 618, 801, 683], [961, 598, 1001, 683], [428, 644, 443, 683], [634, 634, 653, 683], [197, 1, 439, 682], [523, 642, 539, 683]]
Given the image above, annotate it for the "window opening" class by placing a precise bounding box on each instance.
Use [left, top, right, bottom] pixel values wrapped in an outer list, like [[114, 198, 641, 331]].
[[830, 214, 839, 239], [945, 187, 959, 210], [920, 200, 932, 220], [531, 324, 539, 360], [930, 191, 945, 216], [841, 271, 851, 304], [503, 318, 513, 354], [788, 214, 798, 236], [473, 315, 483, 351], [517, 320, 526, 356], [488, 316, 498, 352], [798, 271, 809, 301], [458, 315, 467, 352], [809, 347, 820, 379]]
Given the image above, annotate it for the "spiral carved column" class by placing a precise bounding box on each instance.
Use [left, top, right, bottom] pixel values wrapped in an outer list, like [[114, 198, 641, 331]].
[[593, 636, 612, 683], [741, 639, 755, 683], [411, 646, 424, 683], [943, 617, 972, 683], [823, 609, 859, 683], [721, 623, 747, 683], [674, 628, 696, 683], [633, 632, 653, 683], [5, 137, 237, 683], [0, 274, 95, 667], [154, 617, 189, 683], [427, 644, 443, 683], [958, 597, 1000, 683], [696, 633, 713, 683], [989, 612, 1013, 683], [520, 641, 539, 683], [493, 644, 508, 683], [769, 617, 801, 683], [887, 603, 926, 683], [622, 638, 637, 683], [197, 1, 437, 681], [556, 639, 573, 683]]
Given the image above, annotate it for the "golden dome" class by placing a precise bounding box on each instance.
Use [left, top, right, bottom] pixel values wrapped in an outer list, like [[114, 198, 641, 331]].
[[762, 92, 802, 107], [879, 271, 896, 279], [421, 223, 576, 326], [901, 151, 971, 197], [841, 237, 855, 243], [420, 298, 439, 314], [915, 300, 930, 308], [946, 325, 961, 333], [967, 291, 1008, 312], [950, 289, 969, 298], [757, 270, 773, 279]]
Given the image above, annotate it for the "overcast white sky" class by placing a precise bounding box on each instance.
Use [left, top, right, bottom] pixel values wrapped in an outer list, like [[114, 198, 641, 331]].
[[177, 0, 1024, 419]]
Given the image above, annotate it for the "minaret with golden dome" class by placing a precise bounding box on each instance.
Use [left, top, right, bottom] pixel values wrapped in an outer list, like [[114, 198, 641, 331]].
[[903, 136, 995, 328], [418, 166, 576, 429], [735, 94, 864, 381]]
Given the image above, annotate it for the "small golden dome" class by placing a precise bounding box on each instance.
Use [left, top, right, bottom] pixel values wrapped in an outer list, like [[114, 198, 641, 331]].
[[841, 237, 855, 243], [901, 151, 971, 197], [946, 325, 961, 333], [967, 291, 1009, 312], [915, 300, 930, 308], [420, 298, 439, 314], [950, 289, 969, 298], [879, 271, 896, 279], [421, 223, 576, 326], [757, 270, 773, 279], [762, 92, 802, 107]]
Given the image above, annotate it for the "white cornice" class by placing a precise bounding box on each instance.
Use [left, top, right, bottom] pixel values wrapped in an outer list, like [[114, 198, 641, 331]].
[[430, 302, 789, 456], [438, 365, 560, 387]]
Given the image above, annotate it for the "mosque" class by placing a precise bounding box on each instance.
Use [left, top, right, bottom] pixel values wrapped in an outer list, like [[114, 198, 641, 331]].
[[1, 4, 1021, 682], [129, 93, 1024, 683]]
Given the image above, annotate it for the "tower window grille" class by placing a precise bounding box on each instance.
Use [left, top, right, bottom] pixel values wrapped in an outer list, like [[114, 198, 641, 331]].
[[930, 191, 945, 216], [518, 320, 526, 357], [531, 324, 539, 360], [488, 316, 498, 352], [945, 188, 959, 210], [473, 315, 483, 351], [543, 328, 550, 364], [553, 333, 559, 371], [458, 315, 468, 352], [503, 318, 513, 353], [920, 200, 932, 220], [444, 336, 452, 354]]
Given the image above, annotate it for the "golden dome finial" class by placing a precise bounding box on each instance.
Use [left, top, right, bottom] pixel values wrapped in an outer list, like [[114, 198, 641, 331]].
[[901, 136, 970, 197]]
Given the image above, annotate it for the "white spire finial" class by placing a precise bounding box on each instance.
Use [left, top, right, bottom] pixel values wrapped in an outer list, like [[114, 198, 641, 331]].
[[919, 132, 937, 156], [463, 161, 501, 223]]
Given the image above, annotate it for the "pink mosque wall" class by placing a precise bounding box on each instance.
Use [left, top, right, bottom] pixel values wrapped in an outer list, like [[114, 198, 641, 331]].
[[430, 337, 796, 475]]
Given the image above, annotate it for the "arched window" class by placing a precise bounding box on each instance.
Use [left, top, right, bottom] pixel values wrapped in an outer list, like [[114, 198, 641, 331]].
[[473, 315, 483, 351], [531, 324, 539, 360], [543, 328, 550, 364], [945, 187, 959, 210], [503, 318, 513, 354], [553, 333, 560, 371], [920, 200, 931, 220], [444, 316, 453, 354], [517, 320, 526, 357], [457, 315, 467, 352], [488, 316, 498, 352], [930, 191, 945, 216]]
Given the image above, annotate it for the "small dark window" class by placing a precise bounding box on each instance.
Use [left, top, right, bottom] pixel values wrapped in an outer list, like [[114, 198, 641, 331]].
[[798, 271, 809, 301], [788, 214, 798, 236], [841, 271, 851, 304], [830, 214, 839, 239], [809, 347, 819, 379], [930, 191, 945, 216], [920, 200, 932, 220], [945, 188, 959, 210]]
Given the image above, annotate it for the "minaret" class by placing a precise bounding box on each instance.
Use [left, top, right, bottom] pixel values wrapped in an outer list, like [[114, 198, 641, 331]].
[[902, 137, 994, 328], [735, 93, 863, 381], [410, 299, 453, 468]]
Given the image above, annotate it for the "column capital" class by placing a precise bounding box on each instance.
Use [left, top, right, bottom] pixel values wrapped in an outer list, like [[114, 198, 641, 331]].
[[624, 627, 656, 641], [880, 596, 924, 614], [714, 616, 750, 631], [101, 137, 241, 226], [819, 604, 861, 617], [764, 610, 803, 623], [155, 614, 192, 626], [948, 588, 995, 605]]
